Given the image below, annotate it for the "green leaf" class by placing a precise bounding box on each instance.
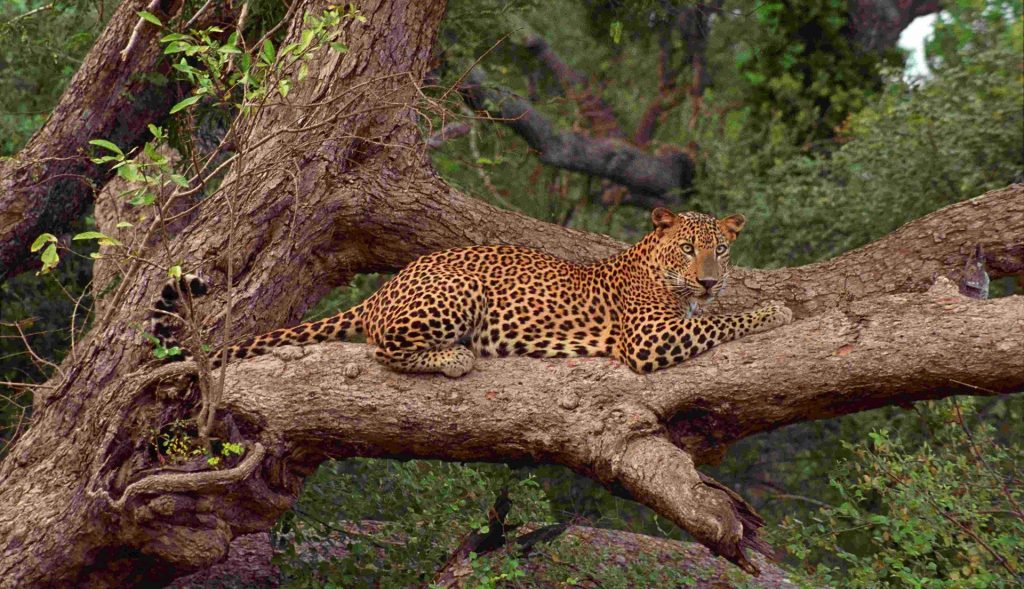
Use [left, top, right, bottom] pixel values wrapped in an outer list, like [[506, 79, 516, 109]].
[[116, 164, 142, 183], [170, 174, 189, 187], [138, 10, 162, 27], [153, 345, 182, 360], [116, 221, 133, 228], [609, 20, 622, 44], [74, 231, 122, 247], [279, 42, 298, 59], [88, 139, 124, 157], [164, 41, 190, 54], [298, 29, 315, 53], [30, 233, 57, 252], [168, 265, 182, 279], [38, 243, 59, 274], [148, 123, 164, 139], [278, 79, 290, 98], [129, 192, 156, 206], [169, 95, 200, 114], [160, 33, 189, 43], [143, 141, 167, 165], [72, 231, 109, 241], [329, 42, 348, 53], [261, 39, 276, 64]]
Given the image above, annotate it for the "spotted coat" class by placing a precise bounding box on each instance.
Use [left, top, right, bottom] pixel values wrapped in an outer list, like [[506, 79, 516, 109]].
[[152, 209, 792, 376]]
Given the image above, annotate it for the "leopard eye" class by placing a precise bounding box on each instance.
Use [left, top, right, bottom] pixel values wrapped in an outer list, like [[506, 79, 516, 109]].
[[715, 244, 728, 255], [681, 243, 694, 255]]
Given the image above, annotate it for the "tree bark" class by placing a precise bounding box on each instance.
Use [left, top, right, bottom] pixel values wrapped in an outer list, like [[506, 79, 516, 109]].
[[0, 0, 1020, 586]]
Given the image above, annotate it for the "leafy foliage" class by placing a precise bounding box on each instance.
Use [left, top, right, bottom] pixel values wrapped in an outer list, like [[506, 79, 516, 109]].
[[731, 0, 900, 142], [272, 459, 552, 587], [774, 398, 1024, 588], [0, 1, 117, 155], [689, 45, 1023, 268]]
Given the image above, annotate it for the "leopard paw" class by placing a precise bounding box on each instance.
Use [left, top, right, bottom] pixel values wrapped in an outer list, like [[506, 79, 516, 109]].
[[441, 346, 476, 378], [753, 300, 793, 332]]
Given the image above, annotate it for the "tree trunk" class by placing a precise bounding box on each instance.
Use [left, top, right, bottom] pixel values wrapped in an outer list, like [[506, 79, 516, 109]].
[[0, 0, 1020, 586]]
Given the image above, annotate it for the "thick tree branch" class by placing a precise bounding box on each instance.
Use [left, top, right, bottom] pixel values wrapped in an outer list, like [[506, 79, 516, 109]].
[[616, 438, 767, 574], [207, 282, 1022, 573], [365, 181, 1021, 320], [711, 184, 1024, 316], [459, 68, 694, 204]]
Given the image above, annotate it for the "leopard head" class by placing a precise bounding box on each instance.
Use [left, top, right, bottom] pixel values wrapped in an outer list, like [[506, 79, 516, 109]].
[[648, 208, 745, 303]]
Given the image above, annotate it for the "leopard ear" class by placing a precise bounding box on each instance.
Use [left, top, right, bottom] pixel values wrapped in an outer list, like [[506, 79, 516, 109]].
[[718, 213, 746, 241], [651, 208, 677, 230]]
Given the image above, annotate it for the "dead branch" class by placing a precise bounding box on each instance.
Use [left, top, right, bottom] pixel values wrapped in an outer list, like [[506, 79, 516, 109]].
[[459, 68, 694, 205]]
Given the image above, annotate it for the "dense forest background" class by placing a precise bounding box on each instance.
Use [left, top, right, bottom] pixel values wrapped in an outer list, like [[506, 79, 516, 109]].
[[1, 0, 1021, 586]]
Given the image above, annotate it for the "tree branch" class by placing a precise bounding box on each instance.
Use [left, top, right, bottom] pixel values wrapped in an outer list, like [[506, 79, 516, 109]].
[[425, 121, 472, 149], [635, 2, 721, 146], [208, 281, 1022, 573], [366, 181, 1021, 320], [459, 69, 694, 205]]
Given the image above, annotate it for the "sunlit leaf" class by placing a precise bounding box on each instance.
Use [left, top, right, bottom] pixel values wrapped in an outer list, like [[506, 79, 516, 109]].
[[169, 95, 200, 114], [30, 233, 57, 252], [138, 11, 161, 27]]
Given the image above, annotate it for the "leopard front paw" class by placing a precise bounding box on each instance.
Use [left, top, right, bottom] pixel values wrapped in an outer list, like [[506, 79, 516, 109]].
[[752, 300, 793, 332]]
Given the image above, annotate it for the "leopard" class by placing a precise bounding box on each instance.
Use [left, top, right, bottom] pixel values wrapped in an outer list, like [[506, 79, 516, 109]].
[[150, 208, 793, 376]]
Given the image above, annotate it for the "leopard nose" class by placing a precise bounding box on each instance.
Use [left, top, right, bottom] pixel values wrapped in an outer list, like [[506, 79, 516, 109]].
[[698, 278, 718, 291]]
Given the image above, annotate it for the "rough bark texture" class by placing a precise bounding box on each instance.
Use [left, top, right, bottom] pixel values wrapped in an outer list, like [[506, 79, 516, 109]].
[[0, 0, 1021, 586], [0, 0, 238, 281]]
